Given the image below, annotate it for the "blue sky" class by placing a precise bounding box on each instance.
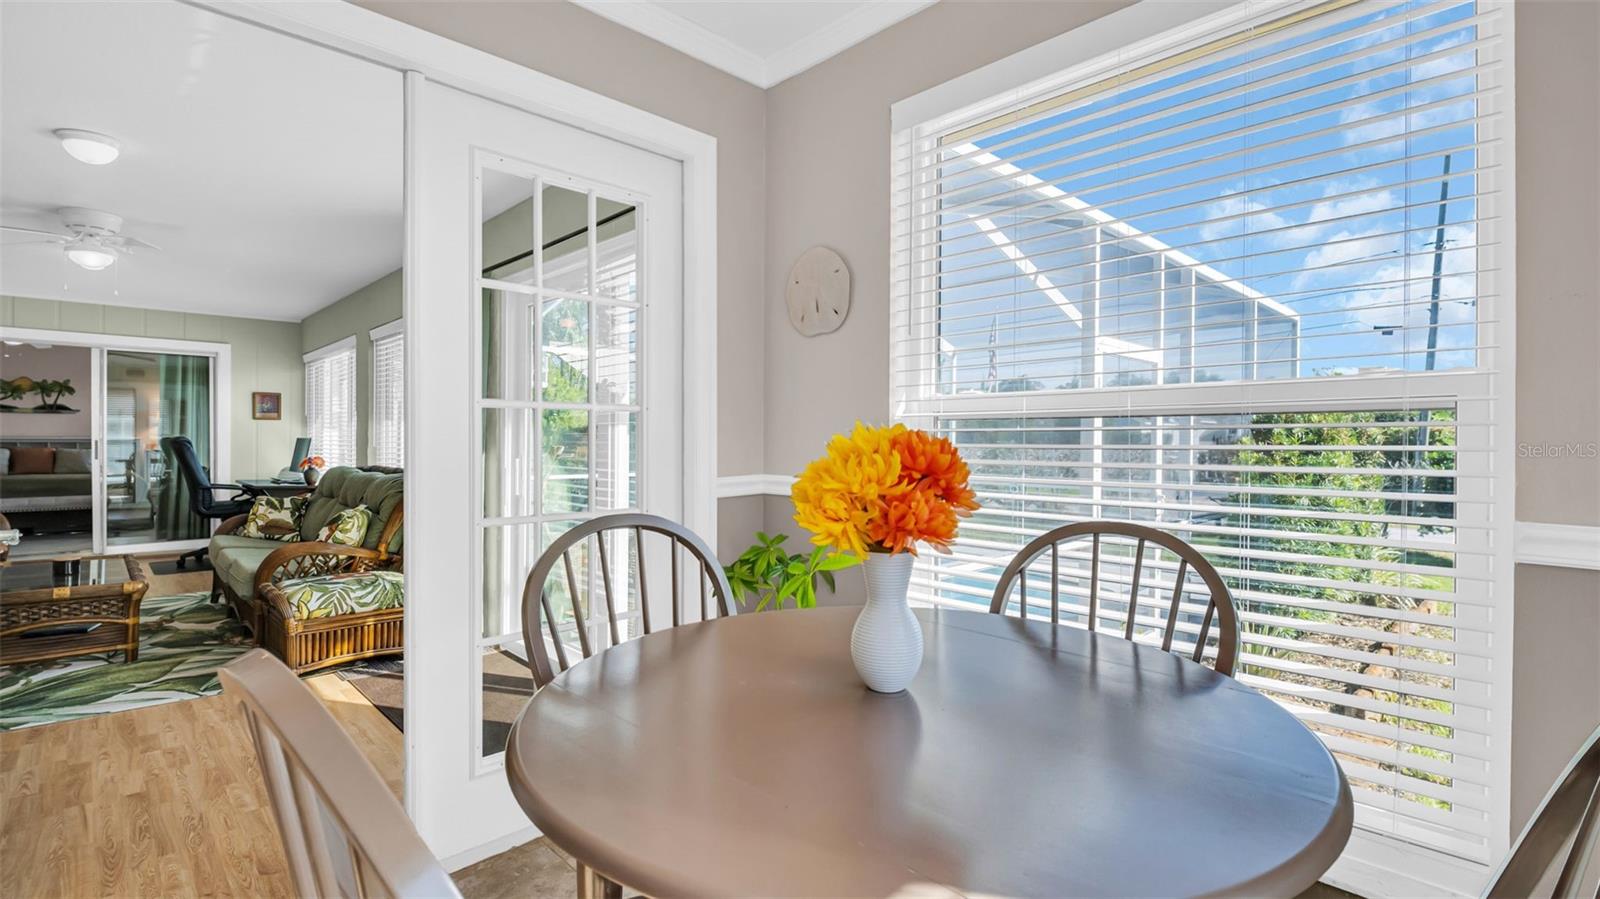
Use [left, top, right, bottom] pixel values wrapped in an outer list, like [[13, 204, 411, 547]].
[[935, 0, 1482, 392]]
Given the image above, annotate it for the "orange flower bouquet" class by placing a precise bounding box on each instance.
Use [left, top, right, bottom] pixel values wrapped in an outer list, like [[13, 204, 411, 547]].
[[791, 422, 979, 693]]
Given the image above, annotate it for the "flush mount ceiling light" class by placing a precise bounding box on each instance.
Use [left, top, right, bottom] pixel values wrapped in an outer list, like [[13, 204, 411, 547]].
[[64, 236, 118, 270], [53, 129, 121, 165]]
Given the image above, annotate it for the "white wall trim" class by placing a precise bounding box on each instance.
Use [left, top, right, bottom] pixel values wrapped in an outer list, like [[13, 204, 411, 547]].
[[570, 0, 768, 86], [369, 317, 404, 342], [571, 0, 936, 89], [1322, 829, 1490, 899], [763, 1, 938, 88], [716, 473, 795, 498], [302, 333, 356, 364], [1516, 521, 1600, 570], [436, 825, 541, 873]]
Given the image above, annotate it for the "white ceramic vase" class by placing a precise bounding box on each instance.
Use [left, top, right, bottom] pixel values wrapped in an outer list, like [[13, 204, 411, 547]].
[[850, 552, 923, 693]]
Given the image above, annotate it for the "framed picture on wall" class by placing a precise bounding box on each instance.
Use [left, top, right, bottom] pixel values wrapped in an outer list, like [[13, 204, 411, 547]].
[[252, 391, 282, 421]]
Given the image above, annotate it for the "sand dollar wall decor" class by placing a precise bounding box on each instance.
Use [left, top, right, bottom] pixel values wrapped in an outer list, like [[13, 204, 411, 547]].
[[785, 246, 851, 336]]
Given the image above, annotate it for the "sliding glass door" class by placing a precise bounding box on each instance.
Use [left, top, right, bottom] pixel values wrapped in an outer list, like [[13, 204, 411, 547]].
[[102, 349, 214, 548]]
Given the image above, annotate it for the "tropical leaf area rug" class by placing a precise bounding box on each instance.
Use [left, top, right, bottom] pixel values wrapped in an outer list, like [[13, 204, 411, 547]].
[[0, 592, 252, 732]]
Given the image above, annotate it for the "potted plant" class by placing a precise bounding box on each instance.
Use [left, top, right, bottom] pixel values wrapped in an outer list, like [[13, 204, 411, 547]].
[[724, 531, 860, 612], [299, 455, 328, 487], [791, 422, 978, 693]]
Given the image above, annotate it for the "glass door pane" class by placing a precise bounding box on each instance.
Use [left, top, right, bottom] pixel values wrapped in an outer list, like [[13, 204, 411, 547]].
[[105, 350, 212, 546], [475, 159, 645, 758]]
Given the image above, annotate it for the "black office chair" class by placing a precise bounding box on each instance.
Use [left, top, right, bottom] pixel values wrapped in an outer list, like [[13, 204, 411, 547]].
[[162, 436, 263, 569]]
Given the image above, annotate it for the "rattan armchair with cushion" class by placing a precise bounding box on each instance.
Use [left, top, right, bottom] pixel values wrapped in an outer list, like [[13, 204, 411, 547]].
[[209, 467, 404, 671]]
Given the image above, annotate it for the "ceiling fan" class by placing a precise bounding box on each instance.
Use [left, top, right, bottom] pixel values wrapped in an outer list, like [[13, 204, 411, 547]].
[[1, 207, 160, 271]]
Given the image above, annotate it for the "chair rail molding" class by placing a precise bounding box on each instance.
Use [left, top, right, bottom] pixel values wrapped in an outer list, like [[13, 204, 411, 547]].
[[716, 474, 797, 498], [1515, 521, 1600, 570]]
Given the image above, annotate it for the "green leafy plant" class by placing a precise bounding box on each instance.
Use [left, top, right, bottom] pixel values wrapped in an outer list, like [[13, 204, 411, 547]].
[[724, 532, 860, 611]]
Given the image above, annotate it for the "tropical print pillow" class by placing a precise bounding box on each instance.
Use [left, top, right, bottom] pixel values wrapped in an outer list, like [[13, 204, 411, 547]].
[[241, 496, 304, 542], [316, 504, 372, 547], [278, 570, 404, 621]]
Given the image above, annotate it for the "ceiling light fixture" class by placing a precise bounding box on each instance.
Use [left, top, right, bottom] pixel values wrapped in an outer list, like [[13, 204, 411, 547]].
[[65, 236, 117, 271], [53, 129, 121, 165]]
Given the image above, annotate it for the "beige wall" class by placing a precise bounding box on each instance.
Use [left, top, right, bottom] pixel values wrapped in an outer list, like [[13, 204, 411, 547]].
[[1, 295, 305, 480], [356, 0, 769, 482]]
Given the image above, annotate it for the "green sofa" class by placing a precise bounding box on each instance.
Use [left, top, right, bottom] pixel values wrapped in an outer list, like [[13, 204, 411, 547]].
[[210, 466, 404, 671]]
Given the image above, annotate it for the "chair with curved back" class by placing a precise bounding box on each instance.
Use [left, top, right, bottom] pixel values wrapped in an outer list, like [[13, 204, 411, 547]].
[[519, 513, 735, 898], [520, 512, 736, 691], [988, 520, 1241, 676], [1483, 723, 1600, 899], [219, 649, 461, 899]]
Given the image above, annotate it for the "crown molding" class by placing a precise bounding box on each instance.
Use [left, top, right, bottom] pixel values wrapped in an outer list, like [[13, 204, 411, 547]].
[[570, 0, 771, 86], [571, 0, 937, 89], [764, 1, 937, 87]]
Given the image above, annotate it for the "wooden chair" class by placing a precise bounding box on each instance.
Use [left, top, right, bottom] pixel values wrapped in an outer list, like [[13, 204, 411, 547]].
[[219, 649, 461, 899], [1483, 724, 1600, 898], [520, 512, 736, 691], [988, 520, 1241, 676], [519, 513, 734, 899]]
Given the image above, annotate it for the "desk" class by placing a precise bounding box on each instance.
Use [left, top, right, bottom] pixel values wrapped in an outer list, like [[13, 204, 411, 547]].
[[506, 605, 1353, 898], [240, 479, 310, 498]]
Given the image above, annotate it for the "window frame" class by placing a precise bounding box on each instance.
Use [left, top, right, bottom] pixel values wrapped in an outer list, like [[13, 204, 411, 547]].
[[369, 318, 405, 467], [303, 335, 359, 468], [889, 1, 1517, 894]]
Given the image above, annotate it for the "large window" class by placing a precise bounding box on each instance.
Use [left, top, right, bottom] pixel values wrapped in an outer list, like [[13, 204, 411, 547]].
[[893, 0, 1508, 869], [370, 320, 405, 467], [304, 337, 357, 467]]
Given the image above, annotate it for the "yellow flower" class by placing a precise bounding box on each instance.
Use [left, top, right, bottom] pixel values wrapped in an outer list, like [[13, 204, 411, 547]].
[[791, 421, 908, 556]]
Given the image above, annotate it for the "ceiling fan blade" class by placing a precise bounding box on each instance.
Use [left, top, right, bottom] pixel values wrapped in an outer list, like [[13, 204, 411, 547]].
[[0, 237, 67, 247], [114, 235, 161, 252], [0, 225, 68, 241]]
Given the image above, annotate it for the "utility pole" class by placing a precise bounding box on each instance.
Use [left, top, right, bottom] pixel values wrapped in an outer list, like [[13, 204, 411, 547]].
[[1425, 153, 1452, 372]]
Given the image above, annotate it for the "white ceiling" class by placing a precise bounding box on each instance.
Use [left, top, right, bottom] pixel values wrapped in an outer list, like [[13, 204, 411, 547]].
[[571, 0, 939, 88], [0, 1, 403, 323]]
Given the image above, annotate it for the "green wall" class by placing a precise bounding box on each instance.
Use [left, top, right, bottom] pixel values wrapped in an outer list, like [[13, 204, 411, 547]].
[[0, 295, 305, 482], [300, 270, 402, 466]]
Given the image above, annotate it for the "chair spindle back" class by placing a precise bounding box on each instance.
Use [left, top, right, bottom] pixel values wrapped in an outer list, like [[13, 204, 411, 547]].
[[1483, 724, 1600, 898], [988, 520, 1241, 676], [520, 513, 735, 690]]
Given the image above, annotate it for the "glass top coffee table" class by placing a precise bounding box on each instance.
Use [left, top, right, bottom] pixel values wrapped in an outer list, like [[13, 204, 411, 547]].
[[0, 555, 150, 665]]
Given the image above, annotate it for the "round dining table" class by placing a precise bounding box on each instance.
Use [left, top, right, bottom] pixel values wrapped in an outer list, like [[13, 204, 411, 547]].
[[506, 605, 1353, 898]]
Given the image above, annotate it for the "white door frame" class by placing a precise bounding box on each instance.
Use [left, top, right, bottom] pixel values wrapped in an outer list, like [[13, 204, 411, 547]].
[[185, 1, 718, 546], [185, 0, 719, 868], [0, 324, 232, 556]]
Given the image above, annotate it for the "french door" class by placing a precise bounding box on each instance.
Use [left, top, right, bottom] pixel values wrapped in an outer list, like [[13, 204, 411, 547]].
[[404, 74, 684, 861]]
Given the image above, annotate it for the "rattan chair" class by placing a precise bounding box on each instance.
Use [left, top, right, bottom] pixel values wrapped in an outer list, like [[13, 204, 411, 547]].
[[988, 520, 1241, 676], [220, 649, 461, 899], [520, 512, 735, 691], [1483, 723, 1600, 898]]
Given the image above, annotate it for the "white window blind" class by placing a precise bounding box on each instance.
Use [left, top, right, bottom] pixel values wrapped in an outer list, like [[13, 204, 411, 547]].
[[304, 339, 357, 468], [370, 322, 405, 467], [892, 0, 1508, 866]]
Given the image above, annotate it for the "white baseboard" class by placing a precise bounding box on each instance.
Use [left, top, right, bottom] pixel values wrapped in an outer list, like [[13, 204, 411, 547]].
[[438, 824, 541, 872], [1515, 521, 1600, 570], [715, 474, 794, 498]]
